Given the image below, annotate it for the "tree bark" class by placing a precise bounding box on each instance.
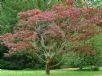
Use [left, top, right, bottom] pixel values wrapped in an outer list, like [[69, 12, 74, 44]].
[[45, 62, 50, 75]]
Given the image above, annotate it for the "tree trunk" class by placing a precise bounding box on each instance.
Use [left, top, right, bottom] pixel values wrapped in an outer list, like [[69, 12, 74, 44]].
[[45, 62, 50, 75]]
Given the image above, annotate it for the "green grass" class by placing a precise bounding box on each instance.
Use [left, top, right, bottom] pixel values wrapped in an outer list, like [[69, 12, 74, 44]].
[[0, 69, 102, 76]]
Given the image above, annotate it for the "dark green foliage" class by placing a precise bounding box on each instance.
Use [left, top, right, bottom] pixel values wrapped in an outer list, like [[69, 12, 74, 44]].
[[0, 44, 8, 57], [0, 59, 22, 70], [0, 0, 59, 34], [0, 53, 43, 70]]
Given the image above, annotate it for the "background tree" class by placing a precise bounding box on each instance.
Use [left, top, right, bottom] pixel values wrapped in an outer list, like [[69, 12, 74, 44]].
[[0, 0, 59, 35]]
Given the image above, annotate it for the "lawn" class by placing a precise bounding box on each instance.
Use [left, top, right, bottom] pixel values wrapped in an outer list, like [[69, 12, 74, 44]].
[[0, 69, 102, 76]]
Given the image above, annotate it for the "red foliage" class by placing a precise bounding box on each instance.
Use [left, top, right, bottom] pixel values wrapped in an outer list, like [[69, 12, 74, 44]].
[[72, 45, 96, 56], [0, 30, 37, 53], [44, 24, 65, 38], [17, 4, 102, 28], [0, 0, 102, 55], [18, 9, 41, 19]]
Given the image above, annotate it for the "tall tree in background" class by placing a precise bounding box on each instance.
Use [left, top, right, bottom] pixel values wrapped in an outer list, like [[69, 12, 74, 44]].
[[0, 0, 59, 35]]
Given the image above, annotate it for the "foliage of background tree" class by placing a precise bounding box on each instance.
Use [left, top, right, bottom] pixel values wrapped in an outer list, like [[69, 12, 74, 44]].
[[0, 0, 59, 34]]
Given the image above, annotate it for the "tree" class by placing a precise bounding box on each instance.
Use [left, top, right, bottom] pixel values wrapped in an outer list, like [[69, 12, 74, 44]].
[[0, 0, 102, 75], [0, 0, 59, 35]]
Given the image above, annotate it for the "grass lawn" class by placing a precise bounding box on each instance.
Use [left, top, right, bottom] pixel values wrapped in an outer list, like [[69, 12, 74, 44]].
[[0, 69, 102, 76]]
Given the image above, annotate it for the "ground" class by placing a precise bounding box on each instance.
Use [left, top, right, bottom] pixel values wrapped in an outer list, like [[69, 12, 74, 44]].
[[0, 69, 102, 76]]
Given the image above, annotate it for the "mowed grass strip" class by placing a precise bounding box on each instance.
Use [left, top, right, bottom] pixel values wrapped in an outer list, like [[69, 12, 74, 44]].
[[0, 69, 102, 76]]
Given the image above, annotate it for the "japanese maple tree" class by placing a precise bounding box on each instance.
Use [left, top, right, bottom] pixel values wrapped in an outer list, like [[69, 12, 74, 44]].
[[0, 0, 102, 75]]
